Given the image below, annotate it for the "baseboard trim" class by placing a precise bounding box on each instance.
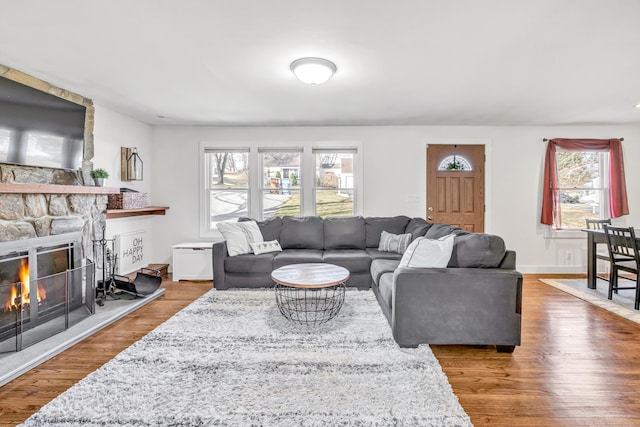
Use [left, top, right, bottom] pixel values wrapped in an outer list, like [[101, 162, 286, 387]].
[[518, 265, 587, 274]]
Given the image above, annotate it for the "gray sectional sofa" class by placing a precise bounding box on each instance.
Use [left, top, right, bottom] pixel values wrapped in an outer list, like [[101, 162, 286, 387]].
[[212, 215, 522, 352]]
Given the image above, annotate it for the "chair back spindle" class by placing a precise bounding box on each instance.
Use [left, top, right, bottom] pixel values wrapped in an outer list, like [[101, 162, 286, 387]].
[[585, 218, 612, 230]]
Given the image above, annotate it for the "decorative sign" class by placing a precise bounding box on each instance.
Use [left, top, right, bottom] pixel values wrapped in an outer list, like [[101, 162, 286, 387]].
[[115, 230, 147, 274]]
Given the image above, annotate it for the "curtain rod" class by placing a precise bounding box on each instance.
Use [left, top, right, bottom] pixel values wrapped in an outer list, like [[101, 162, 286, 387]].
[[542, 137, 624, 142]]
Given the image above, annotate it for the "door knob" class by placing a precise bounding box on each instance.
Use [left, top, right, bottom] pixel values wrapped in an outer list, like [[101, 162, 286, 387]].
[[428, 207, 433, 212], [427, 216, 433, 221]]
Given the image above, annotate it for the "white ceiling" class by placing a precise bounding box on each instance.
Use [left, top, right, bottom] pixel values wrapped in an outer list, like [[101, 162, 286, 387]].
[[1, 0, 640, 127]]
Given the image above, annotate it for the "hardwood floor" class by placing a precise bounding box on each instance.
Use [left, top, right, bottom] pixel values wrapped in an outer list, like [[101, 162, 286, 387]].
[[1, 274, 639, 426], [432, 274, 640, 426], [0, 279, 212, 426]]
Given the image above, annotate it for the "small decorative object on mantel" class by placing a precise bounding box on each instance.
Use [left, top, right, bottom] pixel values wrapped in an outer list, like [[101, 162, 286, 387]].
[[108, 188, 148, 209], [90, 168, 109, 186], [121, 147, 143, 181]]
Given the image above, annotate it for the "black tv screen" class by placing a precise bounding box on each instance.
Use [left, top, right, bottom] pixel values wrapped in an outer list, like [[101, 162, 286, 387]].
[[0, 76, 86, 170]]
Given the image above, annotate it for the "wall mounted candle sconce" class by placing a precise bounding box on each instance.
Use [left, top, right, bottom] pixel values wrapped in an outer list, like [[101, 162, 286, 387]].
[[121, 147, 143, 181]]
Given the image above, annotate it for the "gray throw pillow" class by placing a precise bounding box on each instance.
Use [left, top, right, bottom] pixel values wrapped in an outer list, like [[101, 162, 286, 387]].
[[378, 231, 412, 254]]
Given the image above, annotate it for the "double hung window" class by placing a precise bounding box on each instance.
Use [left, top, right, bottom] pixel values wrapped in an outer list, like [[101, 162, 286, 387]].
[[555, 149, 608, 229], [260, 150, 302, 218], [314, 149, 356, 217], [541, 137, 628, 233], [204, 149, 250, 227]]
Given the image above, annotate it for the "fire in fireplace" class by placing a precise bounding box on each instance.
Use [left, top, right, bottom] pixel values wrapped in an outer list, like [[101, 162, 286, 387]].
[[0, 233, 95, 353], [3, 259, 46, 312]]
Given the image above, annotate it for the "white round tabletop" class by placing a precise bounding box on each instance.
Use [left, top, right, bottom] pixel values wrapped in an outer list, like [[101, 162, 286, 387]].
[[271, 263, 350, 289]]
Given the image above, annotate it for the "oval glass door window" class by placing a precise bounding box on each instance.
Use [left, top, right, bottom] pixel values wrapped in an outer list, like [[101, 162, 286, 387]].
[[438, 155, 472, 171]]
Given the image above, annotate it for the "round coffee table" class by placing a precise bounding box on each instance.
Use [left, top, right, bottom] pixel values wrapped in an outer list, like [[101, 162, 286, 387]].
[[271, 263, 350, 326]]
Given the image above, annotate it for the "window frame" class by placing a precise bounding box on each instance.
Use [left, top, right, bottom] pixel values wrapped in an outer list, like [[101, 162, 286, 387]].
[[545, 150, 610, 239], [313, 148, 358, 217], [200, 140, 363, 238], [259, 148, 304, 219], [201, 148, 251, 236]]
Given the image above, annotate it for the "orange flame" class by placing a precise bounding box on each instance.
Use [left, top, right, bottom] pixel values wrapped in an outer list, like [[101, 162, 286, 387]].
[[4, 286, 18, 312], [18, 259, 30, 304], [2, 259, 46, 312]]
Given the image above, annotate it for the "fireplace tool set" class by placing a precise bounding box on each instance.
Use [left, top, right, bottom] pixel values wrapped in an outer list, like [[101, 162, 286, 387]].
[[92, 233, 118, 306], [92, 229, 161, 306]]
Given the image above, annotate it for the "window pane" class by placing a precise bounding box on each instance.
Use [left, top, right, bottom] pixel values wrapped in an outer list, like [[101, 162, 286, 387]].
[[262, 152, 301, 217], [437, 155, 472, 171], [263, 190, 301, 218], [559, 190, 601, 229], [316, 152, 354, 189], [556, 151, 599, 189], [315, 189, 353, 217], [209, 190, 248, 224], [209, 152, 249, 188]]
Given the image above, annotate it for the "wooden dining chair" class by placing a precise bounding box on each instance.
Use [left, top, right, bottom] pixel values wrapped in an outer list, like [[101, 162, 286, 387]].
[[603, 225, 640, 310], [585, 218, 612, 281]]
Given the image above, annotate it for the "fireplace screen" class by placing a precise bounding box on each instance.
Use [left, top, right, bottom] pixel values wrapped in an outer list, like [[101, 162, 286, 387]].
[[0, 233, 95, 353]]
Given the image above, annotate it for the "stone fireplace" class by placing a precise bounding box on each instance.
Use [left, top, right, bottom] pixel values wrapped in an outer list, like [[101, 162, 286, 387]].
[[0, 164, 114, 352], [0, 65, 119, 353], [0, 164, 109, 254], [0, 232, 94, 353]]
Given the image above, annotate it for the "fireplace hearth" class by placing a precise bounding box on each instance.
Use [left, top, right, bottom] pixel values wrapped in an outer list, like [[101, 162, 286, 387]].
[[0, 233, 94, 353]]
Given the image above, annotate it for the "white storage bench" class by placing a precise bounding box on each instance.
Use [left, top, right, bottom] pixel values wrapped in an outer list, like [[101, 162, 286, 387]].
[[171, 242, 218, 281]]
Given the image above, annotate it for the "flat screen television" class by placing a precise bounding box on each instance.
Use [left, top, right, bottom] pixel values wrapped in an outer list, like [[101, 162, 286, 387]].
[[0, 75, 86, 170]]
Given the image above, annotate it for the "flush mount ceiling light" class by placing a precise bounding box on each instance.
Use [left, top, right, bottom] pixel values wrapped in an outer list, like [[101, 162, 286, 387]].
[[290, 57, 337, 85]]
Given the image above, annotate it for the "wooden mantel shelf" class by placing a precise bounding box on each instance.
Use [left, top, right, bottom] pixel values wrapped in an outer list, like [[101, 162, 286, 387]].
[[106, 206, 169, 219], [0, 182, 120, 194]]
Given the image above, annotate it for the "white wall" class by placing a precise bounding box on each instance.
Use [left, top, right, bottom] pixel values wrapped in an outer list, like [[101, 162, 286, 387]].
[[92, 105, 158, 267], [149, 125, 640, 273]]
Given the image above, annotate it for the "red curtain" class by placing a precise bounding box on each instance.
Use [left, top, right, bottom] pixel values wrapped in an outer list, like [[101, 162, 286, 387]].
[[541, 138, 629, 227]]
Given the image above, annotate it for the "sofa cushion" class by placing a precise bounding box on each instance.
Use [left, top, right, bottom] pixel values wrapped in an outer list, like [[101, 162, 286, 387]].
[[448, 233, 507, 268], [224, 252, 276, 273], [323, 216, 366, 250], [322, 249, 371, 273], [365, 248, 403, 261], [378, 231, 412, 254], [273, 249, 324, 269], [216, 221, 264, 256], [370, 259, 400, 285], [424, 223, 466, 239], [405, 217, 432, 241], [365, 216, 411, 248], [377, 272, 395, 311], [399, 234, 455, 268], [239, 216, 283, 241], [280, 216, 324, 249]]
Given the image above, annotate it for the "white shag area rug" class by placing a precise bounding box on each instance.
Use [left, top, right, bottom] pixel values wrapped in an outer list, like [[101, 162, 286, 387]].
[[540, 278, 640, 325], [20, 289, 472, 427]]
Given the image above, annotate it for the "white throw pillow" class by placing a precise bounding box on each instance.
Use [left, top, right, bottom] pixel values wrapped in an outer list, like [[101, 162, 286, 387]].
[[250, 240, 283, 255], [216, 221, 264, 256], [398, 234, 455, 268], [378, 230, 412, 254]]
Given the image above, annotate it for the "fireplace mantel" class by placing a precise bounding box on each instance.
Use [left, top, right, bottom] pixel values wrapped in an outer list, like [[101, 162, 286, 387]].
[[0, 183, 120, 194]]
